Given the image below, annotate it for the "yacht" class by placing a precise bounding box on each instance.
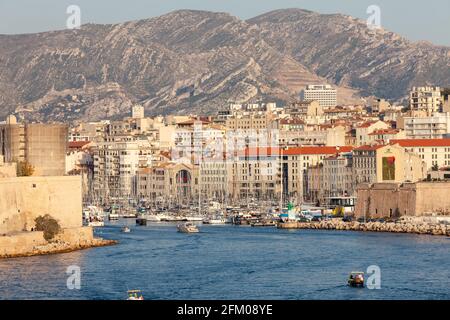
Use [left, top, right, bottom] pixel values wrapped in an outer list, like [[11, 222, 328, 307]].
[[177, 222, 199, 233]]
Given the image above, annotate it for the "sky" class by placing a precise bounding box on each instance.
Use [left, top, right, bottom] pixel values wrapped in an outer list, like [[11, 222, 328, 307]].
[[0, 0, 449, 46]]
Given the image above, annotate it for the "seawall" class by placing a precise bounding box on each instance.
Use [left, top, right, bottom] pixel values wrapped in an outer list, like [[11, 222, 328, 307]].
[[0, 227, 117, 259]]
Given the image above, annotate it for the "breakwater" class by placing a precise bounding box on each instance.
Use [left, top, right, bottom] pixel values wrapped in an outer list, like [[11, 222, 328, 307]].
[[278, 219, 450, 236]]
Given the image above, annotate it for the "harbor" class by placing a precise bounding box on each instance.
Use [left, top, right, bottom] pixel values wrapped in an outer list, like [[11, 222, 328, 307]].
[[0, 221, 448, 300]]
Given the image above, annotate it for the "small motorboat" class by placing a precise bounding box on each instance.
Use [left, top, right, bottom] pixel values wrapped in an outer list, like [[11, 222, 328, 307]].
[[127, 290, 144, 300], [348, 271, 365, 287], [121, 226, 131, 233], [177, 222, 199, 233]]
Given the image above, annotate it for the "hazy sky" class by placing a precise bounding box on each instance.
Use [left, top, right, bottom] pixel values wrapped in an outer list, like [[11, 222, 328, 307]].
[[1, 0, 449, 46]]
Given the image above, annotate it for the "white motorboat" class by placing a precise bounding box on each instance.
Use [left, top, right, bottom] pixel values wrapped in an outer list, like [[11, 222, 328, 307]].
[[203, 217, 226, 225], [185, 216, 204, 222], [177, 222, 199, 233]]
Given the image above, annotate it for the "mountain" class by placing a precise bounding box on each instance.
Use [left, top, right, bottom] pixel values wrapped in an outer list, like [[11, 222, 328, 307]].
[[0, 9, 448, 122], [248, 9, 450, 100]]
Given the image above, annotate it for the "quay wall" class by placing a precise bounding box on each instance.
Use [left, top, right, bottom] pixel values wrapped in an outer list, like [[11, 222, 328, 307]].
[[0, 176, 82, 234]]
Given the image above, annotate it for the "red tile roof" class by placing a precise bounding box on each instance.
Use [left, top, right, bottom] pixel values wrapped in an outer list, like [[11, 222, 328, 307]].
[[368, 129, 400, 135], [240, 146, 353, 156], [354, 145, 384, 151], [68, 141, 90, 149], [390, 139, 450, 147]]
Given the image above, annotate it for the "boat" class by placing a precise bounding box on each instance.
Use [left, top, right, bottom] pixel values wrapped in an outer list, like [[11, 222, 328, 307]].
[[177, 222, 199, 233], [348, 272, 365, 287], [203, 217, 226, 225], [185, 216, 204, 222], [127, 290, 144, 300], [146, 215, 161, 222], [83, 206, 105, 227], [251, 220, 277, 227], [109, 212, 120, 221], [121, 226, 131, 233], [136, 214, 148, 226]]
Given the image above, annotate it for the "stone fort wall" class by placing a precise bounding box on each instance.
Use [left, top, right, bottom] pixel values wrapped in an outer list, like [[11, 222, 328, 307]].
[[0, 176, 82, 234]]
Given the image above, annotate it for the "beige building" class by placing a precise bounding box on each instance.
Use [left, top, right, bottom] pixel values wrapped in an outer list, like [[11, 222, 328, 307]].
[[355, 181, 450, 219], [390, 139, 450, 170], [0, 175, 82, 234], [355, 120, 390, 146], [0, 116, 68, 176], [353, 144, 426, 185], [137, 162, 197, 205]]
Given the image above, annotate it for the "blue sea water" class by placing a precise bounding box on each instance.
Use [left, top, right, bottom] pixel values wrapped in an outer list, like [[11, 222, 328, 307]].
[[0, 221, 449, 300]]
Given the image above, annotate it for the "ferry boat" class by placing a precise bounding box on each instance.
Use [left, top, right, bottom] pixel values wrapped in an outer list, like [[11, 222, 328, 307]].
[[177, 222, 199, 233]]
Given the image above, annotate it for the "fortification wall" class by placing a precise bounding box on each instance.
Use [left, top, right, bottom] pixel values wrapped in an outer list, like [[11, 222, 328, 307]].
[[0, 176, 82, 234]]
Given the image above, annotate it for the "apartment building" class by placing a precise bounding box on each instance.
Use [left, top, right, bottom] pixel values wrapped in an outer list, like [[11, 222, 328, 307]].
[[93, 137, 154, 200], [301, 84, 337, 108], [409, 86, 442, 114], [403, 113, 450, 139], [353, 144, 426, 186], [355, 120, 390, 146]]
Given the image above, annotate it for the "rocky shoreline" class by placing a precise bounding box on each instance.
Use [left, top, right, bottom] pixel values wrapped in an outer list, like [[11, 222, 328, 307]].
[[0, 238, 117, 259], [279, 219, 450, 236]]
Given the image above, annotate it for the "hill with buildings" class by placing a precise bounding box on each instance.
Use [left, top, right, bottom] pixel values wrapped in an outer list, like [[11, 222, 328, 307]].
[[0, 9, 449, 122]]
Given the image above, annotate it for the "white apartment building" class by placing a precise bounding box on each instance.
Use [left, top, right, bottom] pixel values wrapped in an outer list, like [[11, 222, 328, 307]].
[[403, 113, 450, 139], [301, 84, 337, 108], [409, 86, 442, 114], [93, 138, 153, 200]]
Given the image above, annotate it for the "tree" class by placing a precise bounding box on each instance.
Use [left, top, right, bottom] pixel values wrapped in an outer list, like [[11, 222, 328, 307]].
[[34, 215, 61, 241], [432, 164, 439, 172], [16, 161, 34, 176]]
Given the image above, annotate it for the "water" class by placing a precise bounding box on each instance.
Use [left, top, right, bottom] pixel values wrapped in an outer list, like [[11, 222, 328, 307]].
[[0, 221, 449, 300]]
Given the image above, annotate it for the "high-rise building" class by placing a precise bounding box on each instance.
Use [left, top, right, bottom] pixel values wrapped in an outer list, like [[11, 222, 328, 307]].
[[132, 104, 145, 119], [409, 86, 442, 114], [301, 85, 337, 108]]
